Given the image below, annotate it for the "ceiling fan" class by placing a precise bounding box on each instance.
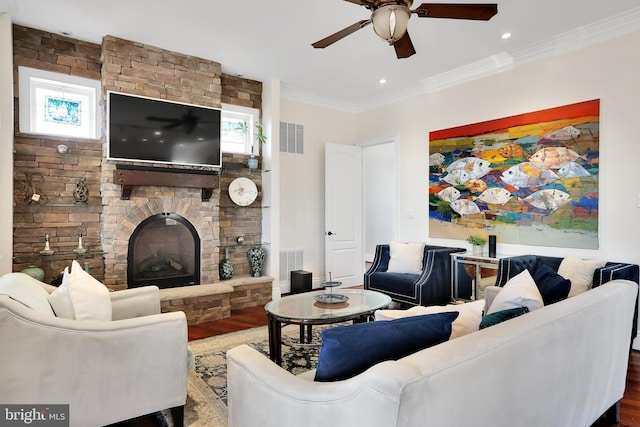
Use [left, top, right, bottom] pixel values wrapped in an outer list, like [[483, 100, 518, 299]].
[[312, 1, 498, 59]]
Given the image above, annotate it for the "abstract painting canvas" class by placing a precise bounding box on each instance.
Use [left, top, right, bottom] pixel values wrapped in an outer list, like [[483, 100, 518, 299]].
[[429, 99, 600, 249]]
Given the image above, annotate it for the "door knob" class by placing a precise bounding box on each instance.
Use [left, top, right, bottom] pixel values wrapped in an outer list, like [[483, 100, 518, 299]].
[[327, 231, 335, 236]]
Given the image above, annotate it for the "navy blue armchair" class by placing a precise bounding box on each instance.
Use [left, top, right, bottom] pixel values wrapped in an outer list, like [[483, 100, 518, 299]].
[[494, 254, 639, 341], [364, 244, 470, 306]]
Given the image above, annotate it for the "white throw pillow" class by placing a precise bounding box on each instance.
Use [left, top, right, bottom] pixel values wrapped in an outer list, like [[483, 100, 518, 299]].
[[47, 267, 75, 319], [374, 300, 484, 339], [558, 256, 607, 297], [487, 269, 543, 314], [0, 272, 56, 316], [387, 241, 425, 274], [68, 260, 112, 321]]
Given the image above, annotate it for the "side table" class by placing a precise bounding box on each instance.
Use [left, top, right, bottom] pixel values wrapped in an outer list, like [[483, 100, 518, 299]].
[[451, 252, 502, 302]]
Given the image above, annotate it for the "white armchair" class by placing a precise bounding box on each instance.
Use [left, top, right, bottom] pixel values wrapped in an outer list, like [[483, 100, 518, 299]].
[[0, 273, 188, 427]]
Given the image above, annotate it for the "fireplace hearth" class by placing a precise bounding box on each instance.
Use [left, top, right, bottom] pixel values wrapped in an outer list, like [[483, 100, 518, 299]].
[[127, 213, 200, 289]]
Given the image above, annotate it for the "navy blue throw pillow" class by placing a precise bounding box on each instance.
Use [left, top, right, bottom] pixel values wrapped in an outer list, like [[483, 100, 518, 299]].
[[314, 311, 459, 382], [533, 264, 571, 305], [479, 306, 529, 329]]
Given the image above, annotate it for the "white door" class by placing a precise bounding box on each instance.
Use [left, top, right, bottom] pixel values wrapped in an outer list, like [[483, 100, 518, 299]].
[[325, 143, 362, 287]]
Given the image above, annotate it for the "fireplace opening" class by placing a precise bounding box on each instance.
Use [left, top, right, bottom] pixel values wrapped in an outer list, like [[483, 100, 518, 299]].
[[127, 213, 200, 289]]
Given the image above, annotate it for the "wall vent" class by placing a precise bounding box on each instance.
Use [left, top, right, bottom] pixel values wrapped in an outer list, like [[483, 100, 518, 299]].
[[279, 249, 304, 281], [279, 122, 304, 154]]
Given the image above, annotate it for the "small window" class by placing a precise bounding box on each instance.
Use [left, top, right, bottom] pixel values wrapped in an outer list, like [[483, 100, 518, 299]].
[[221, 104, 259, 155], [18, 66, 101, 139]]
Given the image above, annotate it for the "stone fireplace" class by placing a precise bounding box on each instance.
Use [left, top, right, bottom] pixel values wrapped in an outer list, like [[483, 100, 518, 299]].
[[128, 212, 200, 289], [12, 26, 272, 325], [100, 179, 219, 289]]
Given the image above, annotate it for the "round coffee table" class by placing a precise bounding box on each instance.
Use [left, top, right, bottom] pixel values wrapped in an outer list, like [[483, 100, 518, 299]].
[[265, 289, 392, 365]]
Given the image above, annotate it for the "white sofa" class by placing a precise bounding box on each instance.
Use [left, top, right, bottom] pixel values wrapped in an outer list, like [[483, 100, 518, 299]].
[[0, 272, 188, 427], [227, 279, 637, 427]]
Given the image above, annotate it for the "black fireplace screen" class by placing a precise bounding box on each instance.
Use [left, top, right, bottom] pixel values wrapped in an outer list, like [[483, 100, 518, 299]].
[[127, 213, 200, 289]]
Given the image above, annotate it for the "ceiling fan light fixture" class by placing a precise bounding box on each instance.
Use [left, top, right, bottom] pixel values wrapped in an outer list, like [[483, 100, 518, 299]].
[[372, 5, 411, 44]]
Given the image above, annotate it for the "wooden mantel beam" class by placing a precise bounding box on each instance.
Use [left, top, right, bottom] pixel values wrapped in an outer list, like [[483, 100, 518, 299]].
[[113, 166, 219, 202]]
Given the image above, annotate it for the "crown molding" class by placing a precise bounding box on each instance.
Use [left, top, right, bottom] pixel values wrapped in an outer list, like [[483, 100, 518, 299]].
[[283, 6, 640, 113], [280, 84, 361, 114], [421, 6, 640, 94]]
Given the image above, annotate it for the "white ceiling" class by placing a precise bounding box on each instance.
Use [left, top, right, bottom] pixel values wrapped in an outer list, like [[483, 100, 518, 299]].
[[3, 0, 640, 112]]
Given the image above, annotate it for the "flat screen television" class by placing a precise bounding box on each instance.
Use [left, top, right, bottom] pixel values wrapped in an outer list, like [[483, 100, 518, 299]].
[[107, 91, 222, 168]]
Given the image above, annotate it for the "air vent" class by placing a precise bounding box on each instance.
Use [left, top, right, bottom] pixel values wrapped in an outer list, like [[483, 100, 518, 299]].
[[279, 122, 304, 154], [279, 249, 304, 281]]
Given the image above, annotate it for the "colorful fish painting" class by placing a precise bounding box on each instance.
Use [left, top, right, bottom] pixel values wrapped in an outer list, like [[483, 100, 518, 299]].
[[437, 186, 461, 203], [442, 169, 471, 186], [445, 158, 492, 180], [543, 125, 581, 141], [464, 179, 488, 193], [528, 147, 584, 169], [519, 189, 571, 212], [557, 161, 592, 178], [429, 153, 446, 166], [450, 199, 481, 215], [476, 187, 512, 205], [497, 143, 523, 158], [477, 149, 507, 164], [429, 99, 600, 250], [500, 162, 559, 188]]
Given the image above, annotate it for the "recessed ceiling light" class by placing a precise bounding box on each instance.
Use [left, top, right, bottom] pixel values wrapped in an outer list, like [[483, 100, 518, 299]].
[[379, 78, 387, 84], [501, 32, 512, 40]]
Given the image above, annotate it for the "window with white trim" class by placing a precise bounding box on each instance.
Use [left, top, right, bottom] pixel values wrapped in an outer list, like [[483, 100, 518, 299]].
[[221, 103, 259, 155], [18, 66, 101, 139]]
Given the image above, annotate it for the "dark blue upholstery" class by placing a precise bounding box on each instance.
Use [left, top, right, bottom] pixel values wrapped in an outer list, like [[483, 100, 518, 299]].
[[495, 255, 639, 288], [364, 244, 470, 306], [494, 254, 639, 341]]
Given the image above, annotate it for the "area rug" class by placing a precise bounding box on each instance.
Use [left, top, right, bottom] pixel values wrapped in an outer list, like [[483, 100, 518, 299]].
[[176, 324, 328, 427]]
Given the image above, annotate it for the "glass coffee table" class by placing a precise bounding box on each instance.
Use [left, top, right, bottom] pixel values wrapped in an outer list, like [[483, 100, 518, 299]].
[[265, 289, 392, 365]]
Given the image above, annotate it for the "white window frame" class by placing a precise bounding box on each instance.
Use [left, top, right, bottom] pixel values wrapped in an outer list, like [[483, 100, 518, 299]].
[[19, 66, 101, 139], [221, 103, 260, 156]]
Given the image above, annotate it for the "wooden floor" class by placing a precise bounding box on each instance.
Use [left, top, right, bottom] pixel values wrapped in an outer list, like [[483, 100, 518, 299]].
[[187, 305, 268, 341]]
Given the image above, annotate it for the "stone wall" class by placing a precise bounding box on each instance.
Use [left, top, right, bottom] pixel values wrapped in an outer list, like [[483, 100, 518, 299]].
[[100, 35, 224, 288], [12, 26, 265, 295], [12, 25, 104, 282]]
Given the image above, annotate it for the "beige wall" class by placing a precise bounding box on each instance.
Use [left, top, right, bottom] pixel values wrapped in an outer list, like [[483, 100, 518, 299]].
[[278, 30, 640, 292], [354, 30, 640, 264], [278, 100, 357, 286], [0, 13, 13, 274]]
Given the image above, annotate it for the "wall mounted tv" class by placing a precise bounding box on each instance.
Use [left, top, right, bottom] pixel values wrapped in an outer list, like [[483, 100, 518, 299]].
[[107, 91, 222, 168]]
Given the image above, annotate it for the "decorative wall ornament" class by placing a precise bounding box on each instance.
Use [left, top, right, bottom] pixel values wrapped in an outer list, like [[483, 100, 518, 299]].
[[14, 172, 48, 205], [429, 99, 600, 249], [74, 177, 89, 204]]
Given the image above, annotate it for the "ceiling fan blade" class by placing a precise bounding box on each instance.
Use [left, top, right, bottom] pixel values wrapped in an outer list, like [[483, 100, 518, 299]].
[[393, 31, 416, 59], [342, 0, 369, 4], [413, 3, 498, 20], [312, 20, 371, 48]]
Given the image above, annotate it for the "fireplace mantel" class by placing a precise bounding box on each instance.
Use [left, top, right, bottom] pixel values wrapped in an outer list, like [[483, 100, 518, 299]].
[[113, 165, 220, 201]]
